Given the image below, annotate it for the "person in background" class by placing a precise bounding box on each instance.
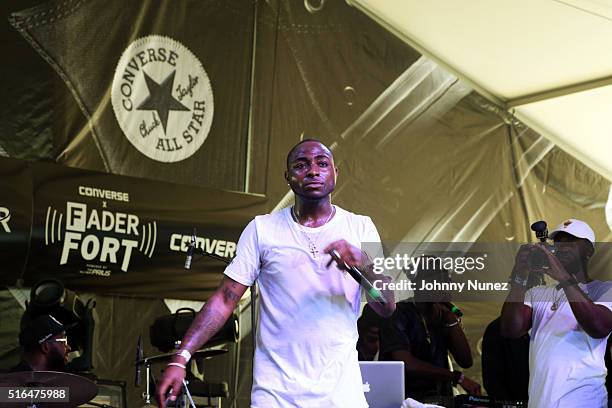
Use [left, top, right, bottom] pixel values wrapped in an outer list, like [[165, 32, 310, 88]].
[[482, 266, 542, 403], [357, 303, 383, 361], [501, 219, 612, 408], [481, 316, 530, 402], [10, 314, 71, 372], [379, 258, 481, 402]]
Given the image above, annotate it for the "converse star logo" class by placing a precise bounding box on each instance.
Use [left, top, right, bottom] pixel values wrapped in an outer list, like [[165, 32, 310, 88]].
[[111, 35, 214, 163], [137, 70, 190, 134]]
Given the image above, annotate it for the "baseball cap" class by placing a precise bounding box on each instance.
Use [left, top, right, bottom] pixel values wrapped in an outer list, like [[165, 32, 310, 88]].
[[549, 219, 595, 248], [19, 314, 66, 346]]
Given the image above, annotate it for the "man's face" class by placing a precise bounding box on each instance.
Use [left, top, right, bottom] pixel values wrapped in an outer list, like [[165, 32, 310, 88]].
[[285, 141, 337, 200], [553, 232, 593, 273], [44, 333, 71, 370]]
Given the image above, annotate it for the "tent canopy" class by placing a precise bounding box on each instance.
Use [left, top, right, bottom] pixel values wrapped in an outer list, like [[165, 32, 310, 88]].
[[348, 0, 612, 181]]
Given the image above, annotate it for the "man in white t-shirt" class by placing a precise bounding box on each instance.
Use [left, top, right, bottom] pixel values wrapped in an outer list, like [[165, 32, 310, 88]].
[[501, 219, 612, 408], [157, 139, 395, 407]]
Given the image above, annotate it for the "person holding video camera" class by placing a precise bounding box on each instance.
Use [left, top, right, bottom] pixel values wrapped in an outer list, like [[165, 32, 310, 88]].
[[501, 219, 612, 408]]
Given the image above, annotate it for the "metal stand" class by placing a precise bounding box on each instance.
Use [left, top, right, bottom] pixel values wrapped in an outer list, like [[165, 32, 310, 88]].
[[181, 379, 197, 408], [141, 362, 153, 406], [140, 361, 196, 408]]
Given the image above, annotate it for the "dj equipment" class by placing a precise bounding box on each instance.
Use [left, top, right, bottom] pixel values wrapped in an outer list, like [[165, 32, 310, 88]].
[[359, 361, 405, 408], [455, 394, 527, 408]]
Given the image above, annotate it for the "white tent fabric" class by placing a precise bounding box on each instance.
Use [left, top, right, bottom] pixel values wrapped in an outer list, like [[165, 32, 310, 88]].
[[347, 0, 612, 180]]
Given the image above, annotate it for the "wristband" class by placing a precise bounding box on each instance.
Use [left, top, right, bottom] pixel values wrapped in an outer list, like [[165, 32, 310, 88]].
[[167, 362, 187, 369], [511, 275, 528, 287], [177, 349, 192, 361], [556, 276, 579, 290]]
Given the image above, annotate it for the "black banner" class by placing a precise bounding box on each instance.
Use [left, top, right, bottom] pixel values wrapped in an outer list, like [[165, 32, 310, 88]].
[[1, 157, 265, 300], [0, 158, 32, 285]]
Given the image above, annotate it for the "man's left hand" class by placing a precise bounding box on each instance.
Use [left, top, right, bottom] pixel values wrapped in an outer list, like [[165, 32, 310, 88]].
[[324, 239, 367, 270], [460, 376, 482, 396], [325, 239, 396, 317], [533, 244, 572, 282]]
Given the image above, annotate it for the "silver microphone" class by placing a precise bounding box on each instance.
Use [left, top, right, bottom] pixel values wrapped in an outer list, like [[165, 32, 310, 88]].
[[329, 249, 388, 305], [184, 230, 197, 270], [135, 335, 143, 387]]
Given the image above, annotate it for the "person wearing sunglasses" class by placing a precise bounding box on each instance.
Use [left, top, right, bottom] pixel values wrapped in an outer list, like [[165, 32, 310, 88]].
[[10, 314, 71, 372]]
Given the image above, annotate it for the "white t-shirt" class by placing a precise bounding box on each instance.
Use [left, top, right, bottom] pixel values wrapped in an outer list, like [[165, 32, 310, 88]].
[[524, 280, 612, 408], [224, 206, 382, 408]]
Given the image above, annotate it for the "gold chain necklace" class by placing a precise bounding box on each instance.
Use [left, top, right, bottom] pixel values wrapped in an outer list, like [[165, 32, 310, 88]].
[[413, 303, 431, 344], [551, 281, 591, 311], [291, 206, 335, 258], [551, 289, 564, 311]]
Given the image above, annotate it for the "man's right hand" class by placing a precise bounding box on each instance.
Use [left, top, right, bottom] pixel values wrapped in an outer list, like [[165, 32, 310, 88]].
[[156, 365, 187, 408], [153, 277, 247, 407], [460, 375, 482, 395], [501, 245, 535, 337]]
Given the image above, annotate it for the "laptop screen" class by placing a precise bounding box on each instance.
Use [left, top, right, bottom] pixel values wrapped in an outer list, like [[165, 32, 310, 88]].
[[359, 361, 405, 408]]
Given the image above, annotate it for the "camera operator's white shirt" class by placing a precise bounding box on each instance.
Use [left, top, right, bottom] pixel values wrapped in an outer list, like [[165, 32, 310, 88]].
[[524, 281, 612, 408], [225, 206, 382, 408]]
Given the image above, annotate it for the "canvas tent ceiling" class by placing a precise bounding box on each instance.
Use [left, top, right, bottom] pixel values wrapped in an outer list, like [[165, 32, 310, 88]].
[[2, 1, 612, 405], [347, 0, 612, 181]]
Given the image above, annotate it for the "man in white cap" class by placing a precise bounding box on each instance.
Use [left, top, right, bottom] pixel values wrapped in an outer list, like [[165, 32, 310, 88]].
[[501, 219, 612, 408]]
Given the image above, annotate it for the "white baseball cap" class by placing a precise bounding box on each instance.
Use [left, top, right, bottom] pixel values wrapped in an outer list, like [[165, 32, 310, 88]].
[[549, 218, 595, 248]]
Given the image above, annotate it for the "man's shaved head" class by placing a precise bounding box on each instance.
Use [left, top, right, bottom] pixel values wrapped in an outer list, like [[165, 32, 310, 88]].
[[286, 138, 333, 169]]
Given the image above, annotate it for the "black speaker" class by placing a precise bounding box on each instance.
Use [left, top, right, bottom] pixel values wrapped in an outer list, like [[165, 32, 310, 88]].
[[149, 308, 238, 352], [21, 279, 96, 371]]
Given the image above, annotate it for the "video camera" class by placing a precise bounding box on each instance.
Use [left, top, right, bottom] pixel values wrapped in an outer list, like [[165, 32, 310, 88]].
[[529, 220, 557, 270]]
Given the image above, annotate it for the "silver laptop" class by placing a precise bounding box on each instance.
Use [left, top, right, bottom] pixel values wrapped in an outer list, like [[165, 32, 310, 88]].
[[359, 361, 405, 408]]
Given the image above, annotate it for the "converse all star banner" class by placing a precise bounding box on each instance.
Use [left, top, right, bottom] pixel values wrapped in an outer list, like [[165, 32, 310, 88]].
[[10, 0, 253, 191]]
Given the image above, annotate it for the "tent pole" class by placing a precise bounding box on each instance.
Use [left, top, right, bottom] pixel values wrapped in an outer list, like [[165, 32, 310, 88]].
[[506, 74, 612, 108], [244, 0, 259, 193], [506, 122, 532, 242]]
